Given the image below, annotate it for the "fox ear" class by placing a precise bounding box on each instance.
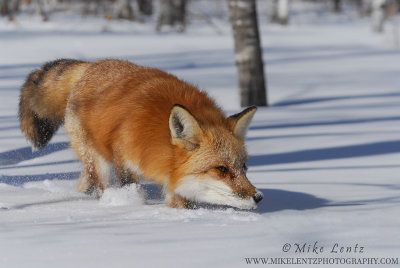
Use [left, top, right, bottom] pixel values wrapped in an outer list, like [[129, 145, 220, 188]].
[[229, 106, 257, 140], [169, 104, 202, 151]]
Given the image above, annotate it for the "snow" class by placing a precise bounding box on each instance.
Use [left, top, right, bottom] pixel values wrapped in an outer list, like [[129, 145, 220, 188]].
[[99, 184, 145, 207], [1, 4, 400, 268]]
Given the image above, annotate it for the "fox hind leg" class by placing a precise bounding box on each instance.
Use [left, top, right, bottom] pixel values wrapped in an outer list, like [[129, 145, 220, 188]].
[[76, 158, 103, 197], [65, 109, 113, 196]]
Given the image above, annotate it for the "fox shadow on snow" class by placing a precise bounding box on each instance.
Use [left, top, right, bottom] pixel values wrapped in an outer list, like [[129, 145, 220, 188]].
[[142, 184, 332, 214], [255, 188, 331, 213]]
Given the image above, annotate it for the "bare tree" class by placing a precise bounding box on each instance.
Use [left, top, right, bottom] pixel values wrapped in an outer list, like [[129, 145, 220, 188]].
[[332, 0, 342, 12], [355, 0, 365, 16], [372, 0, 388, 32], [269, 0, 290, 25], [11, 0, 20, 12], [1, 0, 20, 21], [137, 0, 152, 16], [115, 0, 134, 20], [23, 0, 48, 21], [0, 0, 10, 17], [228, 0, 267, 107], [156, 0, 187, 32]]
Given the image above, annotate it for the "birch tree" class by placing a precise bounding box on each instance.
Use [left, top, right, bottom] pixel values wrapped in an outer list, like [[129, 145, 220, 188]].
[[137, 0, 153, 16], [0, 0, 20, 21], [269, 0, 289, 25], [33, 0, 48, 21], [372, 0, 387, 32], [156, 0, 187, 32], [0, 0, 9, 17], [332, 0, 342, 12], [115, 0, 134, 20], [228, 0, 267, 107]]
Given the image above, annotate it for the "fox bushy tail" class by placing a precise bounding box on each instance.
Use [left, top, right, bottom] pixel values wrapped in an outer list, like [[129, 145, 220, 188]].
[[19, 59, 89, 150]]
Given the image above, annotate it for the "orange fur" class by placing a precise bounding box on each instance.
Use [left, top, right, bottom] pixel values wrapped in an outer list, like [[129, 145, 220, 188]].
[[19, 59, 261, 209]]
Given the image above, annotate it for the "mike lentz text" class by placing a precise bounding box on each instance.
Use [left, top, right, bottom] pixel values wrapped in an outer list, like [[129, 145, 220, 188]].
[[282, 241, 365, 254]]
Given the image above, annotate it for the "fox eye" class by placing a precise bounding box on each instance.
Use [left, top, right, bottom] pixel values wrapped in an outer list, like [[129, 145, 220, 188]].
[[216, 166, 229, 174]]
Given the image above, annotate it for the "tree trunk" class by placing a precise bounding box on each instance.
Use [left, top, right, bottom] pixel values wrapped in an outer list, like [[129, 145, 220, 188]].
[[0, 0, 9, 17], [8, 0, 21, 20], [333, 0, 342, 13], [11, 0, 20, 13], [32, 0, 49, 21], [277, 0, 289, 25], [116, 0, 134, 20], [156, 0, 186, 32], [372, 0, 387, 32], [137, 0, 152, 16], [156, 0, 173, 31], [174, 0, 187, 32], [268, 0, 278, 23], [1, 0, 25, 20], [228, 0, 267, 107], [355, 0, 364, 16], [268, 0, 289, 25]]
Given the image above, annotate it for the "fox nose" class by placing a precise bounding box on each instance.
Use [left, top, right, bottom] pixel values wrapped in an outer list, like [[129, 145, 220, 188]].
[[253, 191, 263, 204]]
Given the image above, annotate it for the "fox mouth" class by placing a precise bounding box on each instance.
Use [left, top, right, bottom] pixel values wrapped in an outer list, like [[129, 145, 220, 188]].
[[174, 176, 259, 210]]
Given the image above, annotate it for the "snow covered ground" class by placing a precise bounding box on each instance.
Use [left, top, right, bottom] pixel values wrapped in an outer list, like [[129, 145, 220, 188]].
[[1, 5, 400, 268]]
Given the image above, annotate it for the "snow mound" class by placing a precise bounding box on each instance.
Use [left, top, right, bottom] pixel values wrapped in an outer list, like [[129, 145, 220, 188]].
[[100, 184, 145, 207]]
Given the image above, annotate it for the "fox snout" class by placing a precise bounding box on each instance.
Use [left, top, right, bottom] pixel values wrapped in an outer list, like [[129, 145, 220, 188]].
[[174, 174, 263, 210], [234, 180, 263, 208]]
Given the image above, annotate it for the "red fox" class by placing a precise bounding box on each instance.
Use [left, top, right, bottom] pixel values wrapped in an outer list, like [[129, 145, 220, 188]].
[[19, 59, 263, 209]]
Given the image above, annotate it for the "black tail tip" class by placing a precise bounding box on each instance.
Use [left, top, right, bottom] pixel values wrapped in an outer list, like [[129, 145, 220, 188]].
[[31, 116, 61, 150]]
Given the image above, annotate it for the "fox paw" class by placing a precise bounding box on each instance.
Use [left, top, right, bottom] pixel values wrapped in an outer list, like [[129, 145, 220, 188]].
[[168, 194, 197, 209]]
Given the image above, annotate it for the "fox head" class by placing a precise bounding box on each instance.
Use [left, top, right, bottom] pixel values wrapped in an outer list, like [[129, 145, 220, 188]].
[[169, 104, 263, 209]]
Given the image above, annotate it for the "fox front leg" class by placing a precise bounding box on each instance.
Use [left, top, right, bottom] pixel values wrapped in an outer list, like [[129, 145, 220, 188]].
[[168, 194, 197, 209], [116, 167, 139, 186]]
